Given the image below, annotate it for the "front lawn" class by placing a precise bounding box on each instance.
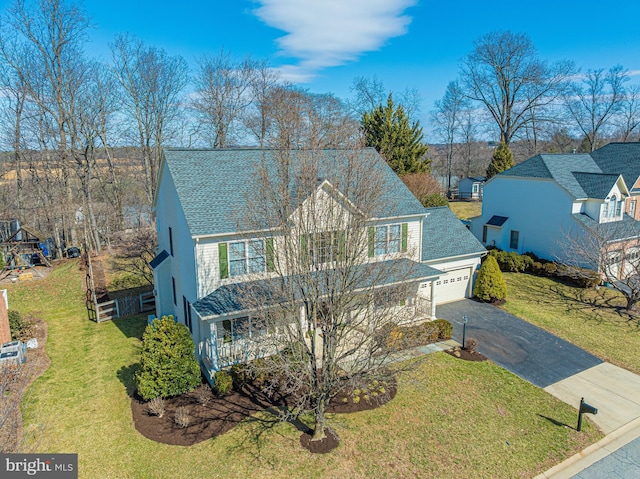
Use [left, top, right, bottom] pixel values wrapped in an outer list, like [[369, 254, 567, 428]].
[[7, 262, 601, 478], [448, 200, 482, 220], [502, 272, 640, 374]]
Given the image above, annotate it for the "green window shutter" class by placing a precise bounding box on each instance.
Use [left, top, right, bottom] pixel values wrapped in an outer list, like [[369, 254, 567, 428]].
[[266, 237, 275, 272], [218, 243, 229, 279], [337, 230, 346, 261], [368, 227, 375, 258], [401, 223, 408, 253]]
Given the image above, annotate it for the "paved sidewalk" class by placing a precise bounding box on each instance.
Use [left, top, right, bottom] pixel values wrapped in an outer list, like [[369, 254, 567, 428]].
[[544, 363, 640, 434], [534, 417, 640, 478]]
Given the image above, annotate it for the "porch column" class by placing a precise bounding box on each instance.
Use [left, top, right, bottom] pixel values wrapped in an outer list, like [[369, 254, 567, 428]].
[[430, 280, 437, 319]]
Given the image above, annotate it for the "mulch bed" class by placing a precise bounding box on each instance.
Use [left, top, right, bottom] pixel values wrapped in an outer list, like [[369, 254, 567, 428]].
[[130, 377, 397, 448], [445, 346, 488, 362]]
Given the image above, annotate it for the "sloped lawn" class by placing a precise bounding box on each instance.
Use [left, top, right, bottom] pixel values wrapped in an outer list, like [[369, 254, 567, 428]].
[[6, 261, 602, 478], [502, 272, 640, 374]]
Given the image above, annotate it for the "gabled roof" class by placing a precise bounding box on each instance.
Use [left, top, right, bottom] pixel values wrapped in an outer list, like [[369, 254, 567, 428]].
[[192, 258, 442, 319], [421, 207, 485, 262], [590, 142, 640, 188], [159, 148, 426, 237], [498, 153, 623, 199], [572, 173, 623, 199]]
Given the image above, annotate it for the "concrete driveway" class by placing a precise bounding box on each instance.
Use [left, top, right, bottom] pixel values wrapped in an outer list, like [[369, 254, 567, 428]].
[[436, 299, 603, 388]]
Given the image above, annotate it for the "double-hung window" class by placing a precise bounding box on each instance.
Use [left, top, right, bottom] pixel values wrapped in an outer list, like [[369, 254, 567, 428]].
[[305, 231, 345, 267], [371, 224, 404, 256], [229, 240, 265, 277], [220, 238, 274, 279]]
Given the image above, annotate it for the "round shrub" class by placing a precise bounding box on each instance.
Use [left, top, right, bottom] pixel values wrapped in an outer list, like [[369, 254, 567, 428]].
[[432, 319, 453, 340], [135, 315, 201, 401], [213, 370, 233, 396], [542, 262, 557, 276], [474, 256, 507, 302]]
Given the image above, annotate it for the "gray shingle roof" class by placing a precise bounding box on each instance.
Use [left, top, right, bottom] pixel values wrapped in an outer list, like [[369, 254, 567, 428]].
[[192, 258, 443, 319], [572, 213, 640, 240], [421, 207, 486, 262], [591, 142, 640, 188], [572, 172, 620, 199], [498, 153, 621, 199], [161, 148, 425, 237]]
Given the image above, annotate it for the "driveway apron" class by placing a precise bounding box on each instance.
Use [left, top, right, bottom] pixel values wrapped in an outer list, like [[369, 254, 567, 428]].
[[436, 299, 603, 388]]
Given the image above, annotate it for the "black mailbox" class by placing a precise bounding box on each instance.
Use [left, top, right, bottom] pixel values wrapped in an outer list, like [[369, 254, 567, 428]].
[[580, 398, 598, 415], [577, 397, 597, 431]]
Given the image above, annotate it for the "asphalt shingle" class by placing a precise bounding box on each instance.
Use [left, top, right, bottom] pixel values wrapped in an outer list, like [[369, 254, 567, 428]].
[[162, 148, 426, 237], [421, 207, 486, 262]]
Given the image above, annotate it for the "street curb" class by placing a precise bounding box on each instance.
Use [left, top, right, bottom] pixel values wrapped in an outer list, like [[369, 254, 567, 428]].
[[533, 416, 640, 478]]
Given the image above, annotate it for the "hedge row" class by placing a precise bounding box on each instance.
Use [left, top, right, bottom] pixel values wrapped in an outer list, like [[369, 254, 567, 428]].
[[487, 248, 600, 288]]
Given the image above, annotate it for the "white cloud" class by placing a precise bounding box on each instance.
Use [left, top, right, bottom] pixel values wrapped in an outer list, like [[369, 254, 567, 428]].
[[252, 0, 417, 82]]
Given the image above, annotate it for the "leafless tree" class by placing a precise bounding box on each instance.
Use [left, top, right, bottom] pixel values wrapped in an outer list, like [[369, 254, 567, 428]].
[[233, 142, 429, 446], [111, 33, 188, 204], [262, 84, 358, 149], [614, 84, 640, 142], [459, 30, 574, 145], [564, 65, 628, 152], [349, 75, 422, 123], [1, 0, 93, 250], [561, 219, 640, 310], [432, 81, 468, 196], [110, 227, 156, 285], [191, 49, 257, 148], [243, 58, 280, 147]]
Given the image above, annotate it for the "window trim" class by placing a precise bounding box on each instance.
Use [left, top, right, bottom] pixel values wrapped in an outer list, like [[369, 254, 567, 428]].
[[510, 230, 519, 250]]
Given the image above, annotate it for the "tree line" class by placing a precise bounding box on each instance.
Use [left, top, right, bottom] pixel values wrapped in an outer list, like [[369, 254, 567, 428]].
[[0, 1, 636, 254]]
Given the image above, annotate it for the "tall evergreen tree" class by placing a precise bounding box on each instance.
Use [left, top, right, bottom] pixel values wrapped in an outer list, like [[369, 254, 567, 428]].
[[362, 94, 430, 175], [486, 140, 514, 179]]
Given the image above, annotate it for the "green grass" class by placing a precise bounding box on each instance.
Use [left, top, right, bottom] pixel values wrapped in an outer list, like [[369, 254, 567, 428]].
[[502, 272, 640, 374], [7, 262, 602, 478], [448, 201, 482, 220]]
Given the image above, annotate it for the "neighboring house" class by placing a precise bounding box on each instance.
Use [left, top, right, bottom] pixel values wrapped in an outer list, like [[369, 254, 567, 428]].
[[470, 143, 640, 273], [152, 148, 485, 382], [458, 177, 485, 200]]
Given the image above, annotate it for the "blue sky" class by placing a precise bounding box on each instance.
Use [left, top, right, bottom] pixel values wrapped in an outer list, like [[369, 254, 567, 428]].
[[3, 0, 640, 134]]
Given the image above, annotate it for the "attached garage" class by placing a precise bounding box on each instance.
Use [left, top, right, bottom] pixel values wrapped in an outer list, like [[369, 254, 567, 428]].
[[434, 268, 472, 304]]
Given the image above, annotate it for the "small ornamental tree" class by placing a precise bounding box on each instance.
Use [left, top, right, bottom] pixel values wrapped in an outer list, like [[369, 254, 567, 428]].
[[486, 140, 514, 179], [473, 255, 507, 302], [135, 315, 201, 400]]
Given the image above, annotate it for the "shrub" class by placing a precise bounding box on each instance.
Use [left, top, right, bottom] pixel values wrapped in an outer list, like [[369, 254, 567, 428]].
[[8, 310, 34, 341], [531, 261, 544, 275], [174, 406, 190, 428], [230, 363, 252, 390], [213, 370, 233, 397], [134, 315, 202, 401], [489, 250, 532, 273], [555, 265, 601, 288], [432, 319, 453, 340], [474, 256, 507, 302], [194, 385, 212, 406], [523, 251, 541, 262], [465, 338, 478, 352], [147, 397, 166, 417], [422, 193, 449, 207], [542, 262, 557, 276]]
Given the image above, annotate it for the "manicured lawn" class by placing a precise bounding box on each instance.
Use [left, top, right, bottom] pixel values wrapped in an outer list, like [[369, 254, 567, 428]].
[[448, 201, 482, 220], [7, 262, 601, 478], [502, 272, 640, 374]]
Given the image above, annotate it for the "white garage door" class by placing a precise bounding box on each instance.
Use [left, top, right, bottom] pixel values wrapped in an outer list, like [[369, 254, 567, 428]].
[[435, 268, 472, 304]]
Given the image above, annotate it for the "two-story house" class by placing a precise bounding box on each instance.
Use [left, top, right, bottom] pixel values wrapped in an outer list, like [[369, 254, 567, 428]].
[[152, 148, 485, 383], [470, 143, 640, 276]]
